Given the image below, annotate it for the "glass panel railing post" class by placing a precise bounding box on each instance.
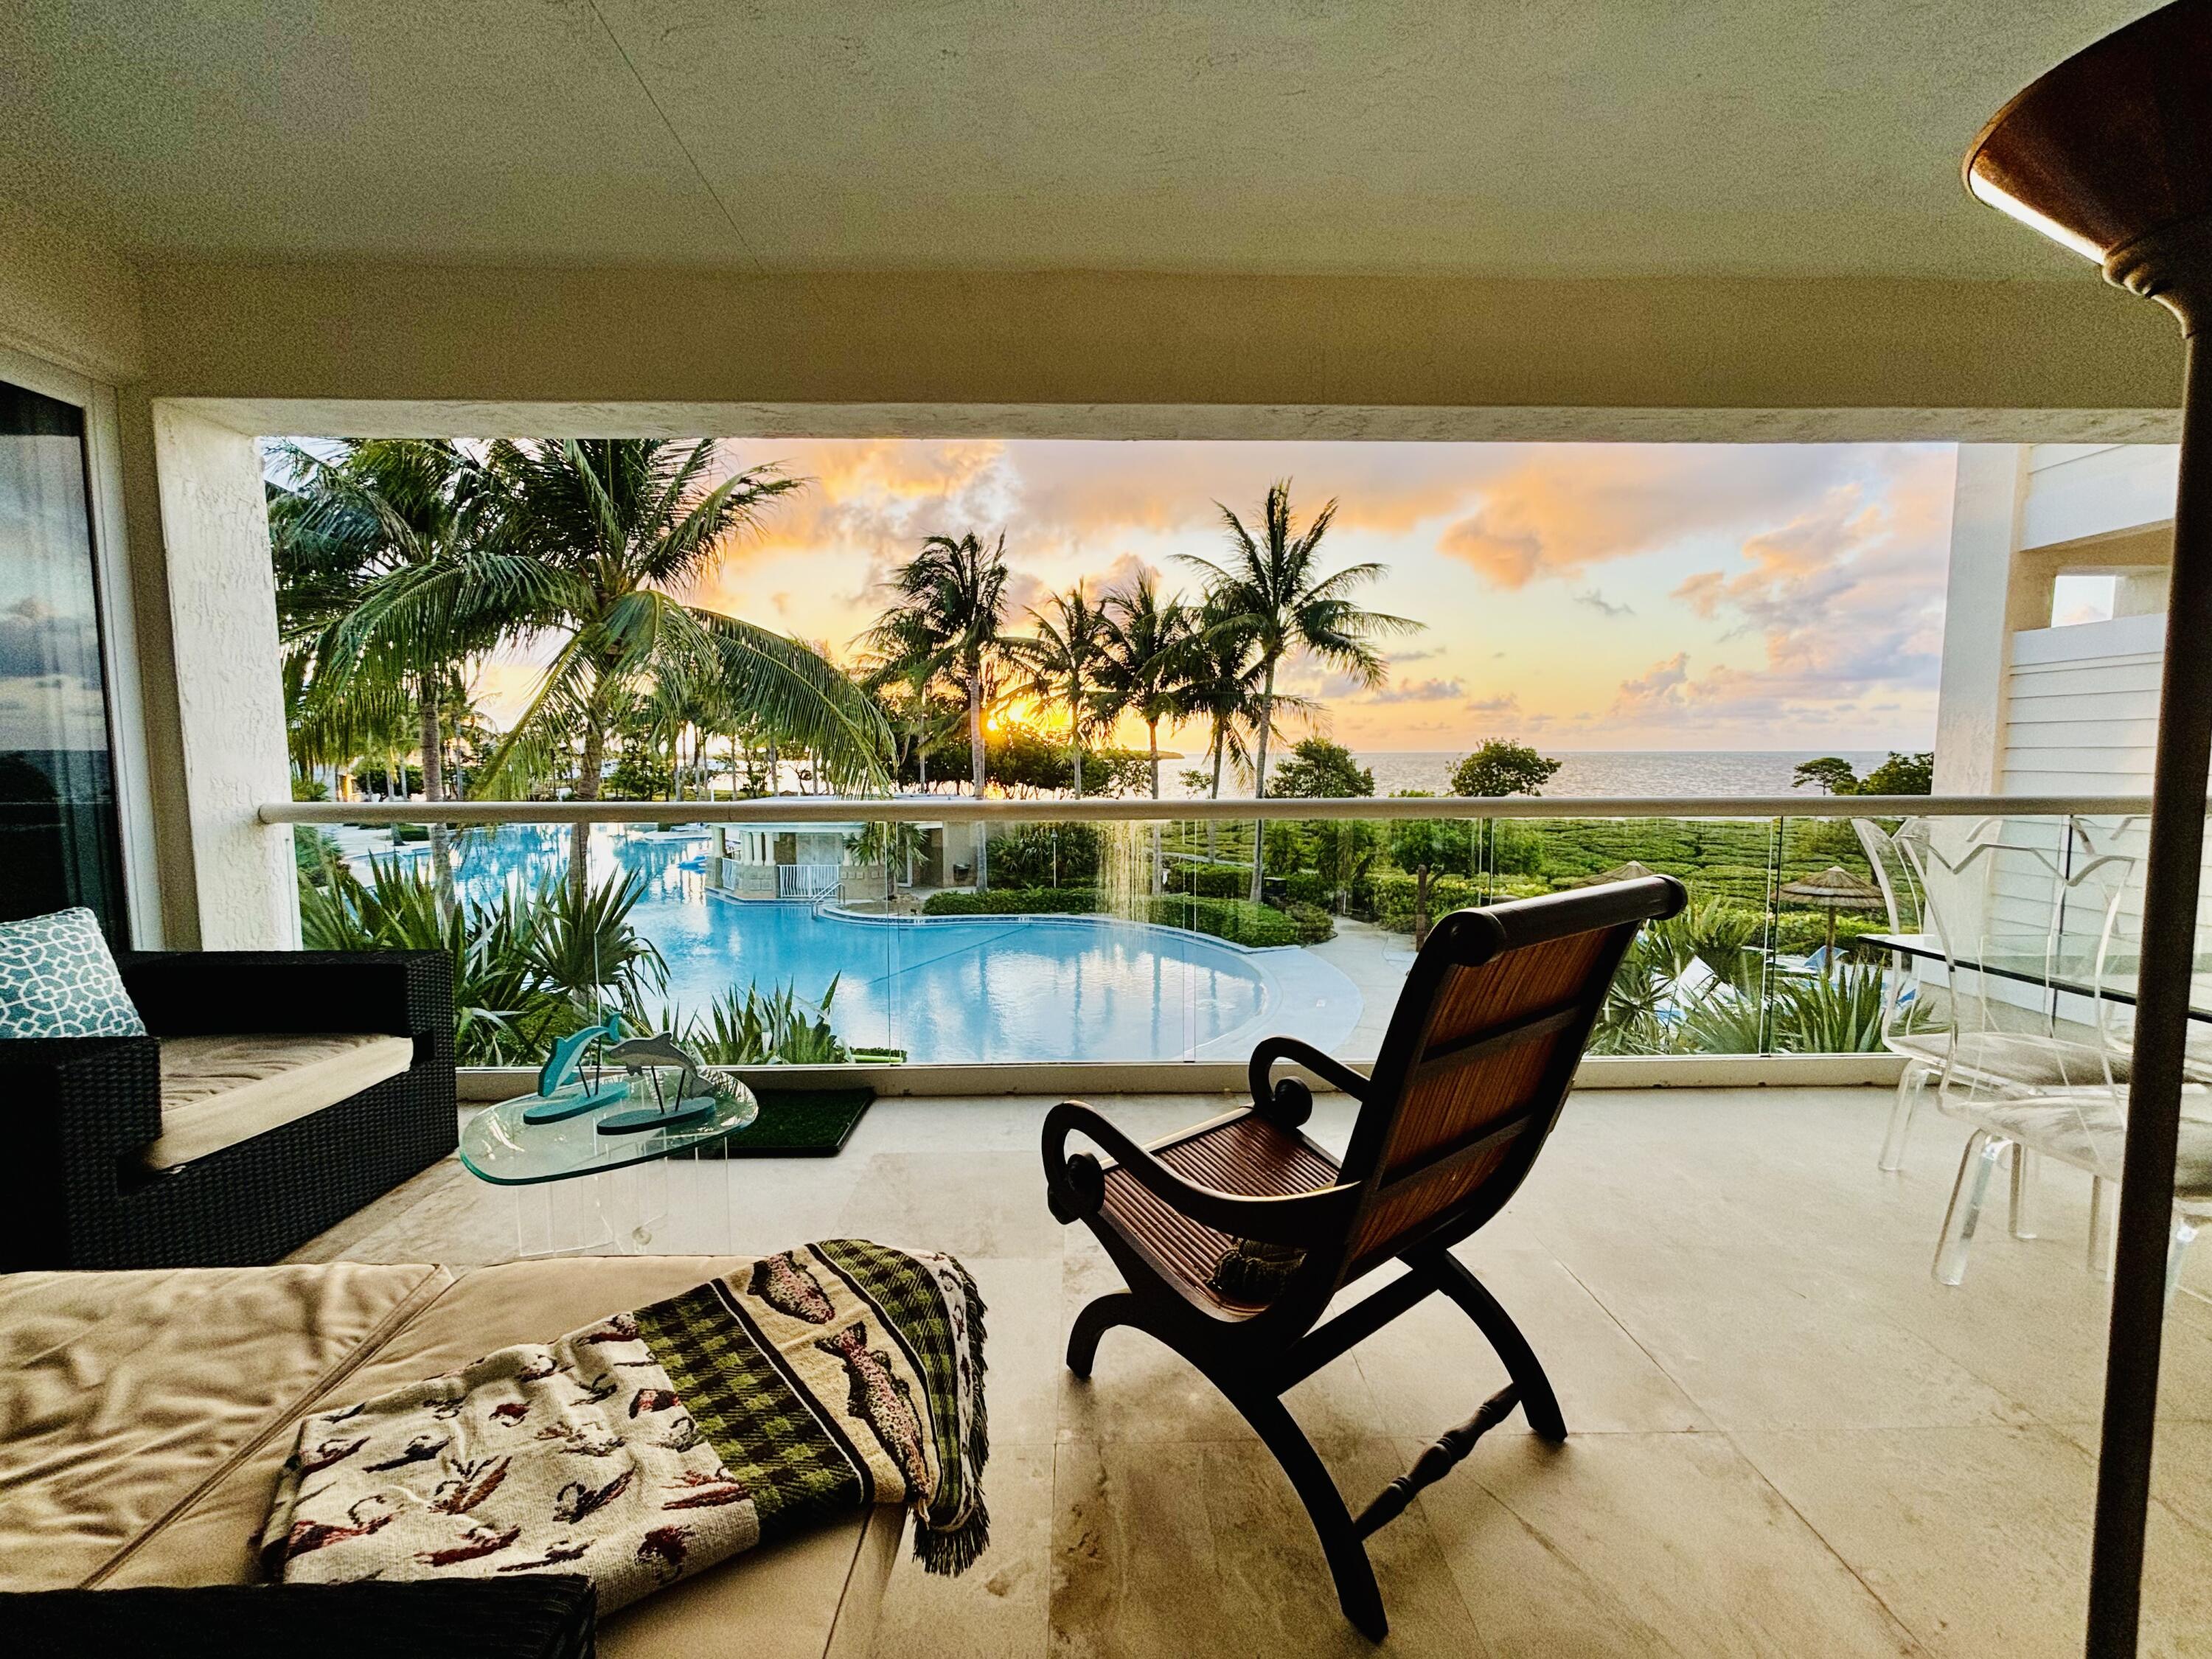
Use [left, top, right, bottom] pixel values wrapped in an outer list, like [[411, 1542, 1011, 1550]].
[[1759, 815, 1785, 1055]]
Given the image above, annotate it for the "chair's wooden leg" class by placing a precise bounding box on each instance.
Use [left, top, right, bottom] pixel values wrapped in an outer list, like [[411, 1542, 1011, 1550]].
[[1222, 1382, 1388, 1641], [1425, 1251, 1567, 1441], [1065, 1292, 1138, 1380], [1355, 1383, 1522, 1537]]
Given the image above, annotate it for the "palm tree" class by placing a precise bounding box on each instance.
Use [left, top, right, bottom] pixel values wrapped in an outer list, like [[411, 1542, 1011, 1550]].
[[471, 439, 891, 895], [864, 531, 1012, 883], [866, 532, 1012, 796], [271, 439, 545, 904], [1184, 481, 1418, 900], [1006, 582, 1111, 797], [1176, 591, 1265, 804], [1096, 574, 1195, 801]]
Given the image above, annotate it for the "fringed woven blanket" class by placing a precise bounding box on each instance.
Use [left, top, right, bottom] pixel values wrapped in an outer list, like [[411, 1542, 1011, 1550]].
[[258, 1240, 987, 1612]]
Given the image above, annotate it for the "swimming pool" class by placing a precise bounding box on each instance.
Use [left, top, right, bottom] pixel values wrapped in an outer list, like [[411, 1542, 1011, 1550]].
[[389, 824, 1360, 1064]]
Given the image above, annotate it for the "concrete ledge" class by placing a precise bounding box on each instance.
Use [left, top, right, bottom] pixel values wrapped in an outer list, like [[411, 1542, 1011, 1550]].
[[456, 1051, 1907, 1103]]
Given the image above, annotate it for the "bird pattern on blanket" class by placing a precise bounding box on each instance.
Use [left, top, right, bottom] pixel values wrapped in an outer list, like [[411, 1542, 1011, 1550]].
[[258, 1240, 990, 1613]]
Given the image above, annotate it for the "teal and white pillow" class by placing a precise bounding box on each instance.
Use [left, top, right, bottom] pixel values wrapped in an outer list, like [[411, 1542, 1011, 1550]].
[[0, 908, 146, 1039]]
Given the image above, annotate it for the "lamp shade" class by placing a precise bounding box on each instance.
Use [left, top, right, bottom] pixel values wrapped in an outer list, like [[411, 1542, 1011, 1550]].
[[1964, 0, 2212, 268]]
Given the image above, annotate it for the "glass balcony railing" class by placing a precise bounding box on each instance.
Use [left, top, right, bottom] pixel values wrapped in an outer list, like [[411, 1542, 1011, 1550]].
[[269, 794, 2173, 1074]]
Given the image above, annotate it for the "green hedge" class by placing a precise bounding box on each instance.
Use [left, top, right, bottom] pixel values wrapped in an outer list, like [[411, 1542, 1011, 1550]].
[[1372, 872, 1486, 931], [1163, 860, 1254, 899], [1146, 895, 1303, 947], [919, 886, 1312, 947], [922, 887, 1100, 917]]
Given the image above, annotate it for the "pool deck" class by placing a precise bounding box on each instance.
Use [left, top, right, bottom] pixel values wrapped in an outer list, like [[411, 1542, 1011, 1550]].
[[1307, 915, 1417, 1054]]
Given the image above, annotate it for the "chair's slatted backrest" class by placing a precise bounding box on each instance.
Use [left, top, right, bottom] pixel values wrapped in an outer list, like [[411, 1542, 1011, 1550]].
[[1340, 876, 1686, 1271]]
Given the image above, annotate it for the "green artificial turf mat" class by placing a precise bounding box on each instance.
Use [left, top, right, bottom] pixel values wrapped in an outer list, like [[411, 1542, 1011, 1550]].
[[687, 1085, 875, 1158]]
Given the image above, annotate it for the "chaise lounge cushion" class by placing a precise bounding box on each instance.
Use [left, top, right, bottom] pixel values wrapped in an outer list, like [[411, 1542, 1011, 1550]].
[[80, 1256, 898, 1659], [146, 1033, 417, 1169], [0, 1262, 453, 1591]]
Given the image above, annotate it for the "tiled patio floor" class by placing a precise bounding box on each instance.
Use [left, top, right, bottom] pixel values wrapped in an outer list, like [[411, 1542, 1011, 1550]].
[[291, 1087, 2212, 1657]]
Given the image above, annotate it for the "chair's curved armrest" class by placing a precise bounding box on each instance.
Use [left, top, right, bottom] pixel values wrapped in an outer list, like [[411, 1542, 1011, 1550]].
[[1040, 1100, 1357, 1248], [1248, 1036, 1371, 1110]]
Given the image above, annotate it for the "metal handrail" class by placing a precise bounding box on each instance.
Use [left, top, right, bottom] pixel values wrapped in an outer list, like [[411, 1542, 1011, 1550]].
[[260, 791, 2174, 828]]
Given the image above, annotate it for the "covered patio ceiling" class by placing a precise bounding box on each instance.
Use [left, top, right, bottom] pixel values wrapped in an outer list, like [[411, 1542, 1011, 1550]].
[[0, 1, 2184, 433], [0, 1, 2168, 282]]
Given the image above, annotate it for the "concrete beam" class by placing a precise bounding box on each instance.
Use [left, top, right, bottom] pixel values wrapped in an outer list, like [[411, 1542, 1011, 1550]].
[[141, 263, 2183, 441]]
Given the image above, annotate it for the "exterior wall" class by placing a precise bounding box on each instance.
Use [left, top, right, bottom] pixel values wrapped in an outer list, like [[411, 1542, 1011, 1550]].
[[2003, 614, 2163, 797], [2017, 444, 2181, 554]]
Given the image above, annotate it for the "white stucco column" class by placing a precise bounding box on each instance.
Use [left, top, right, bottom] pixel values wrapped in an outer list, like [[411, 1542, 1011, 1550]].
[[1933, 445, 2031, 796], [147, 402, 296, 948]]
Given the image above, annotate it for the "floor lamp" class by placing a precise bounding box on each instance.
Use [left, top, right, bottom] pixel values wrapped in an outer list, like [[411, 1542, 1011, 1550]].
[[1965, 3, 2212, 1651]]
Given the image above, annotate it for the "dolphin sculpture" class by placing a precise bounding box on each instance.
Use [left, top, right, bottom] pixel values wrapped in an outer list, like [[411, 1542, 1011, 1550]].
[[605, 1032, 722, 1105]]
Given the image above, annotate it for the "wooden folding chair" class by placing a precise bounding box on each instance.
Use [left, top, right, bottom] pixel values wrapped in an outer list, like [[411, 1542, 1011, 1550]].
[[1042, 874, 1687, 1638]]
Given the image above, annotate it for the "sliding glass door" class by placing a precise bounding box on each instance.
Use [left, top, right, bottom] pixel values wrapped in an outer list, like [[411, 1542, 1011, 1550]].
[[0, 378, 127, 941]]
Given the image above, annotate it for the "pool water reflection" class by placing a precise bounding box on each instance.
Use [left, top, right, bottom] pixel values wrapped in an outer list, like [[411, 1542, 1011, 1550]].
[[386, 824, 1358, 1064]]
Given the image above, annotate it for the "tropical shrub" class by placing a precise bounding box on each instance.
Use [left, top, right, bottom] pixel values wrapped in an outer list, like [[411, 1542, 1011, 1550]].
[[295, 826, 346, 884], [984, 821, 1104, 888], [1266, 739, 1374, 800], [1282, 901, 1336, 944], [1450, 740, 1562, 798], [297, 860, 664, 1065]]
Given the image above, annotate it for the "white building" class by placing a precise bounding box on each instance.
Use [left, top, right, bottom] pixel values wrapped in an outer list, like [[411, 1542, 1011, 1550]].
[[1936, 442, 2182, 799], [709, 819, 964, 900]]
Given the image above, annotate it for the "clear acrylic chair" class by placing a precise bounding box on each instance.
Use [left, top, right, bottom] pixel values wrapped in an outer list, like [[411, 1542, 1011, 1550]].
[[1860, 817, 2138, 1239], [1912, 816, 2198, 1287], [1855, 817, 1944, 1169], [1933, 1052, 2212, 1300], [1857, 818, 2121, 1167]]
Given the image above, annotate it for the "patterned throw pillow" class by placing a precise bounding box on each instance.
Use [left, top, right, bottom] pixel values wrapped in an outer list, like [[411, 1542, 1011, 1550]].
[[0, 908, 147, 1039]]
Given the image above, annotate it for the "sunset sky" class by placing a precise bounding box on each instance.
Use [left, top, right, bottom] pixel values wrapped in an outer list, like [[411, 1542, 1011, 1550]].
[[474, 439, 1958, 756]]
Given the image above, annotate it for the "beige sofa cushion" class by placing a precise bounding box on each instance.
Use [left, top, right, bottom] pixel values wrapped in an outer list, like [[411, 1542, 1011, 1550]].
[[106, 1256, 898, 1659], [0, 1262, 451, 1590], [148, 1033, 416, 1168]]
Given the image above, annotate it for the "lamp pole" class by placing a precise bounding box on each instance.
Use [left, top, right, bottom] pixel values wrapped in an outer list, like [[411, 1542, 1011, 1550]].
[[2087, 234, 2212, 1652], [1960, 7, 2212, 1650]]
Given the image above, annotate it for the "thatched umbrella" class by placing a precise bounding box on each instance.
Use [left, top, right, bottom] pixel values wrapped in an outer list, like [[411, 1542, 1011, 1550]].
[[1778, 866, 1885, 961]]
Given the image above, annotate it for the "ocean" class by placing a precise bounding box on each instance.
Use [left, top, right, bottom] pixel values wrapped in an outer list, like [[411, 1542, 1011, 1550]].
[[1158, 750, 1896, 800]]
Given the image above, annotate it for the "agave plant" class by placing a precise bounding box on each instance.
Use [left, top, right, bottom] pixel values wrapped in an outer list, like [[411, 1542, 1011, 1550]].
[[669, 978, 850, 1066], [1677, 991, 1766, 1055], [1773, 961, 1891, 1054]]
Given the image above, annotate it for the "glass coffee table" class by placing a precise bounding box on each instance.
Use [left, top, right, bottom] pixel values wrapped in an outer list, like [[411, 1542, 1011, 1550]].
[[461, 1072, 759, 1257]]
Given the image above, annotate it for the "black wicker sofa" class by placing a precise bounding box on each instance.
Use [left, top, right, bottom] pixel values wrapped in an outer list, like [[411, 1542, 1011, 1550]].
[[1, 950, 455, 1271]]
